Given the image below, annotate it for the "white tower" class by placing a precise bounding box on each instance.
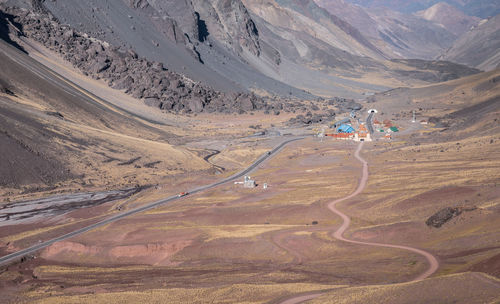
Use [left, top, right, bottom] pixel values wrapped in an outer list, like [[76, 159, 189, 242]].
[[318, 127, 325, 142]]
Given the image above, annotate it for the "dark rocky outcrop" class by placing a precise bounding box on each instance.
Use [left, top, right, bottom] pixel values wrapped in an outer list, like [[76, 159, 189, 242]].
[[287, 110, 336, 126], [426, 206, 477, 228], [0, 9, 26, 53], [190, 0, 262, 57], [129, 0, 150, 10]]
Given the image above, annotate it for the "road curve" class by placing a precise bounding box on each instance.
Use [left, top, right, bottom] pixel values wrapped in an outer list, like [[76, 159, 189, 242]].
[[0, 137, 303, 266], [280, 142, 439, 304]]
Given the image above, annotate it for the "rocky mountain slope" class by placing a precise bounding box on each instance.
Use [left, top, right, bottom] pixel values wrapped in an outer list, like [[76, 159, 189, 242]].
[[314, 0, 497, 71], [369, 67, 500, 142], [240, 0, 480, 97], [273, 0, 385, 59], [3, 0, 312, 98], [1, 5, 308, 114], [1, 0, 382, 98], [314, 0, 460, 59], [124, 0, 297, 95], [0, 37, 210, 193], [0, 0, 488, 101], [439, 14, 500, 71], [342, 0, 500, 18]]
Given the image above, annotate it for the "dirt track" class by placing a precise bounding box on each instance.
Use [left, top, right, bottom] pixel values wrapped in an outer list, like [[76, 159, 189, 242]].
[[280, 142, 439, 304]]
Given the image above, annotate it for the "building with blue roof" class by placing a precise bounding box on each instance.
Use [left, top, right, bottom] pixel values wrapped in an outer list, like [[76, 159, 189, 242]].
[[337, 124, 355, 133]]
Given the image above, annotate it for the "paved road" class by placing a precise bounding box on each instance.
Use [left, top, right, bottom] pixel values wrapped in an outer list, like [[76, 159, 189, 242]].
[[366, 112, 374, 134], [280, 142, 439, 304], [0, 38, 305, 266], [0, 137, 303, 266]]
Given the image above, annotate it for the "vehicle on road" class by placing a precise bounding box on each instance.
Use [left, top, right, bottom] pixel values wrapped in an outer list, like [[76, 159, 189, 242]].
[[0, 137, 303, 267]]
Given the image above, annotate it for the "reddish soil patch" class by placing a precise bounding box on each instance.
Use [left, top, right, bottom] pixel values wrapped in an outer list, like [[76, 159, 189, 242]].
[[41, 235, 194, 266], [470, 252, 500, 278], [394, 186, 477, 212], [438, 246, 500, 259], [350, 222, 422, 243]]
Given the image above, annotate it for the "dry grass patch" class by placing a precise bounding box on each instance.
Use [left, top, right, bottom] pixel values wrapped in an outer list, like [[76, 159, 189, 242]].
[[26, 283, 340, 304], [309, 272, 500, 304], [148, 224, 297, 241]]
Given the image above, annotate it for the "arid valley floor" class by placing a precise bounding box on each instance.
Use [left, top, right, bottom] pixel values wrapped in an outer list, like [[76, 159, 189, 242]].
[[1, 45, 499, 302], [1, 1, 500, 303]]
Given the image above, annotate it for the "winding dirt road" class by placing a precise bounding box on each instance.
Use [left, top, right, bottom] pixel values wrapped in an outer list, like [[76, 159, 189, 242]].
[[279, 142, 439, 304]]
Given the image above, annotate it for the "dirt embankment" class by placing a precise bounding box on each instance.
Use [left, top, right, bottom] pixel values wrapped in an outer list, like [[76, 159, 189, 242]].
[[41, 238, 193, 266], [0, 99, 73, 190], [425, 206, 477, 228]]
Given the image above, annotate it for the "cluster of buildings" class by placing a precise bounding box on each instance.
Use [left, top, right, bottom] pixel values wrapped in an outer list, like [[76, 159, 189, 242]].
[[324, 117, 399, 142], [373, 119, 398, 132], [235, 176, 268, 189], [373, 119, 399, 139], [325, 119, 372, 142]]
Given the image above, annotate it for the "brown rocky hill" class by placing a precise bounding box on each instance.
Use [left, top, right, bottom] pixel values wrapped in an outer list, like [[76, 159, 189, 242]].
[[415, 2, 481, 37], [342, 0, 500, 18], [315, 0, 459, 59], [439, 14, 500, 71], [370, 68, 500, 140], [272, 0, 385, 59], [239, 0, 479, 97]]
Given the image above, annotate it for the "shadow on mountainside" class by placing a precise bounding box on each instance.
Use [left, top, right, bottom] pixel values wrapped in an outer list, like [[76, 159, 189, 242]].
[[0, 9, 27, 54]]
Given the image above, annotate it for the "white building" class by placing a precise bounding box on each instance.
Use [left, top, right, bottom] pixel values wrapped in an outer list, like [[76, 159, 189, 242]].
[[244, 176, 256, 188]]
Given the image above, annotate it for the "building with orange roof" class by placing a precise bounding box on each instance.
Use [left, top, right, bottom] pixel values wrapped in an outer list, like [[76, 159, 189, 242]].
[[354, 123, 372, 142]]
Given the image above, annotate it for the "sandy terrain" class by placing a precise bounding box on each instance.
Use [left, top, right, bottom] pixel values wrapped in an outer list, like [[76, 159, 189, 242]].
[[0, 138, 441, 302], [0, 30, 499, 304], [309, 272, 500, 304], [3, 124, 499, 303]]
